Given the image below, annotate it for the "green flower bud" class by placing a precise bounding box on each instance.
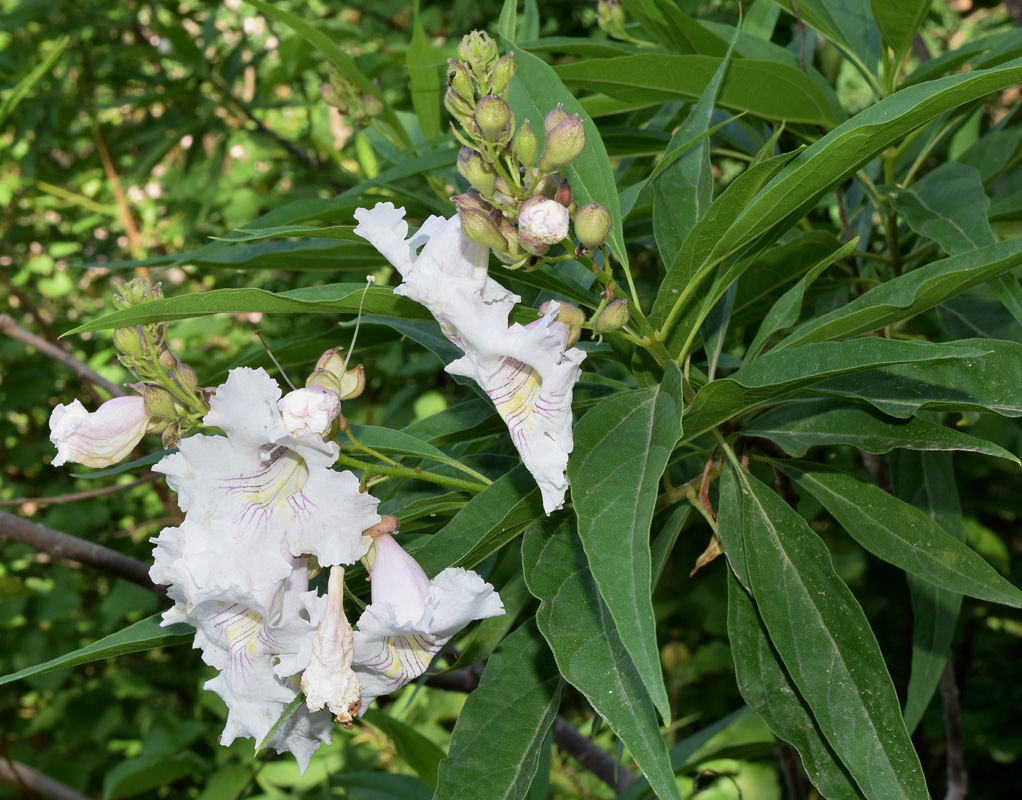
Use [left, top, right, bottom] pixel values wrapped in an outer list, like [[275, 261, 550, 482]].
[[447, 61, 475, 104], [660, 640, 691, 673], [593, 299, 630, 334], [573, 203, 612, 250], [539, 300, 585, 348], [457, 31, 499, 76], [491, 52, 516, 95], [112, 326, 146, 359], [474, 94, 513, 143], [539, 117, 586, 172], [458, 206, 510, 253], [513, 120, 538, 166], [320, 82, 349, 112], [112, 277, 163, 310], [140, 383, 179, 421], [444, 87, 475, 125], [597, 0, 627, 38], [543, 104, 571, 134], [306, 368, 343, 396], [457, 146, 496, 197], [362, 93, 384, 118], [156, 345, 178, 371], [175, 361, 198, 394]]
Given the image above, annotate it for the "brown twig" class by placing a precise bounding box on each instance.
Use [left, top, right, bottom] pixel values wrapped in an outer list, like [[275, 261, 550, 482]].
[[0, 755, 90, 800], [940, 661, 968, 800], [0, 510, 161, 594], [0, 313, 126, 398], [0, 474, 158, 507], [91, 123, 145, 262]]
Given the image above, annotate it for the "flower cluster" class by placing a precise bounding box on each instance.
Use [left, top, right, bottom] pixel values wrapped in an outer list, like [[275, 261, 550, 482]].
[[354, 202, 585, 513], [49, 364, 503, 773]]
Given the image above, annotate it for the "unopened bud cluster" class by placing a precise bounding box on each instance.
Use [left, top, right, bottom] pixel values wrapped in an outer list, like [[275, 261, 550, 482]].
[[446, 31, 613, 267], [322, 71, 385, 122]]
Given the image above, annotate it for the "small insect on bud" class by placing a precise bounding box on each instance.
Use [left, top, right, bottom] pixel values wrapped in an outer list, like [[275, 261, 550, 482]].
[[593, 299, 630, 335], [573, 203, 613, 250], [543, 104, 571, 134], [539, 117, 586, 172], [514, 120, 538, 166], [538, 300, 585, 348], [474, 94, 513, 143], [457, 146, 497, 197], [491, 52, 516, 95], [447, 61, 475, 104], [112, 326, 147, 359]]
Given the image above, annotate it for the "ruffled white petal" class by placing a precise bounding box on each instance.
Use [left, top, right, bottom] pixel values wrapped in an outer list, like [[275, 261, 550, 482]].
[[352, 534, 504, 712], [354, 203, 586, 513], [49, 396, 151, 468]]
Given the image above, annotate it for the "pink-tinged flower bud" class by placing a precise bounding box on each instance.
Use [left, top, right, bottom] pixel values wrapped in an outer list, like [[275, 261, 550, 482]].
[[514, 120, 538, 166], [491, 52, 516, 95], [446, 61, 475, 103], [518, 230, 550, 257], [278, 386, 342, 437], [593, 299, 630, 334], [49, 396, 152, 468], [518, 196, 570, 245], [458, 206, 510, 252], [112, 326, 146, 358], [539, 300, 585, 348], [457, 146, 496, 197], [367, 533, 432, 625], [474, 94, 513, 142], [573, 202, 612, 250], [543, 104, 571, 134], [539, 117, 586, 172]]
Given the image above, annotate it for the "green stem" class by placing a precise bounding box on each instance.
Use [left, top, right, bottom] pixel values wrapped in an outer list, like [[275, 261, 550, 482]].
[[344, 428, 399, 467], [334, 453, 488, 494]]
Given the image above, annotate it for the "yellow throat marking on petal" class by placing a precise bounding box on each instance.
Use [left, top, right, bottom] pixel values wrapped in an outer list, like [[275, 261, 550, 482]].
[[488, 359, 542, 445], [243, 446, 310, 512]]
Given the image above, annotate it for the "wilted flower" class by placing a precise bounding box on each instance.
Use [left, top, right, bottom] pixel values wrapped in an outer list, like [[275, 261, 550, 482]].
[[353, 203, 586, 513], [353, 532, 504, 711], [49, 395, 153, 468]]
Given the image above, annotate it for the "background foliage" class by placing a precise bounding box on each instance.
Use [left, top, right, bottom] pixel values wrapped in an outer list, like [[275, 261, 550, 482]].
[[2, 0, 1022, 798]]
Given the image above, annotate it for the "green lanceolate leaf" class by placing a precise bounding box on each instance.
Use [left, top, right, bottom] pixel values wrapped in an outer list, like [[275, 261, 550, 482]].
[[522, 516, 683, 800], [0, 36, 68, 127], [726, 570, 864, 800], [653, 29, 737, 270], [63, 284, 431, 334], [659, 58, 1022, 355], [774, 238, 1022, 349], [772, 0, 882, 82], [681, 339, 983, 443], [0, 614, 192, 687], [503, 42, 628, 268], [412, 465, 544, 576], [568, 361, 683, 723], [717, 462, 929, 800], [555, 55, 840, 126], [889, 162, 996, 255], [743, 398, 1019, 462], [816, 338, 1022, 418], [890, 450, 964, 734], [435, 621, 564, 800], [211, 224, 361, 243], [779, 462, 1022, 608], [408, 8, 442, 139], [365, 709, 447, 789], [870, 0, 933, 70], [347, 425, 493, 484]]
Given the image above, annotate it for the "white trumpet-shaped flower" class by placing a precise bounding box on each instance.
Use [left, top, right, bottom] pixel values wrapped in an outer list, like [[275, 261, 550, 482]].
[[49, 395, 152, 468], [155, 368, 379, 581], [354, 203, 585, 513], [352, 532, 504, 712]]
